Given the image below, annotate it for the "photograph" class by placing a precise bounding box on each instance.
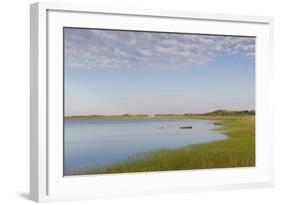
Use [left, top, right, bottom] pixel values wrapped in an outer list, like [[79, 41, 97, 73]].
[[63, 27, 256, 176]]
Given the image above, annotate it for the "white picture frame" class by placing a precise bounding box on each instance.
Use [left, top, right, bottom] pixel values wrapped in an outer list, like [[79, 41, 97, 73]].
[[30, 1, 274, 202]]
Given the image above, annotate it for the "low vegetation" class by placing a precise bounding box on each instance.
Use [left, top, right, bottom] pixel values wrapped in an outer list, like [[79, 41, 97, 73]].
[[75, 114, 255, 175], [65, 114, 150, 120], [65, 109, 255, 119]]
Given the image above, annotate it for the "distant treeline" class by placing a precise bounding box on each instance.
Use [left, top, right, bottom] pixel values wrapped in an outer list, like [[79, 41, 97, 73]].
[[203, 109, 255, 116], [65, 110, 255, 119], [155, 110, 255, 117]]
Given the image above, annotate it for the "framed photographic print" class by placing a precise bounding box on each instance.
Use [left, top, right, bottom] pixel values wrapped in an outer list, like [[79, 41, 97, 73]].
[[30, 2, 274, 202]]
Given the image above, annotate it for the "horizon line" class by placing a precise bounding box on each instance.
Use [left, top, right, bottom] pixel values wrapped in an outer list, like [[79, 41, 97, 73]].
[[64, 109, 255, 117]]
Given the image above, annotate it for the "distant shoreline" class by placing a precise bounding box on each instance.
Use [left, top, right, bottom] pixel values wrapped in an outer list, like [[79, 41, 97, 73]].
[[64, 109, 255, 120]]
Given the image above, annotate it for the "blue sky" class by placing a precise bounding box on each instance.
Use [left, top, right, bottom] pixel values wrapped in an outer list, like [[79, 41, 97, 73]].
[[64, 28, 255, 116]]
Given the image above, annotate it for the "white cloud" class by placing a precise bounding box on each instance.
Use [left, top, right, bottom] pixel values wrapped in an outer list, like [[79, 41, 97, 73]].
[[65, 28, 255, 70]]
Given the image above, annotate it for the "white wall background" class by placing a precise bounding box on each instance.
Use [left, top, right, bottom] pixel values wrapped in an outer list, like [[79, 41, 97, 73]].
[[0, 0, 280, 204]]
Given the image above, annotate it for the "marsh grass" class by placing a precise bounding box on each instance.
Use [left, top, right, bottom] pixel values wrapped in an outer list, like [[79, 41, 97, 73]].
[[74, 116, 255, 175]]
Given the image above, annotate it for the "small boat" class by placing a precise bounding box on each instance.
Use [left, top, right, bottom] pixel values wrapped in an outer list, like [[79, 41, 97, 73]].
[[180, 126, 192, 129], [213, 122, 222, 126], [157, 126, 164, 129]]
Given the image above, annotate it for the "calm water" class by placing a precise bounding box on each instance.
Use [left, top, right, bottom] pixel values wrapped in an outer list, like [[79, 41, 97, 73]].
[[64, 118, 227, 175]]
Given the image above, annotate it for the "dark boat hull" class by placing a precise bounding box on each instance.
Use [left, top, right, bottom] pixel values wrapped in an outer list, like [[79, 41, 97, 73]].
[[180, 126, 192, 129]]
